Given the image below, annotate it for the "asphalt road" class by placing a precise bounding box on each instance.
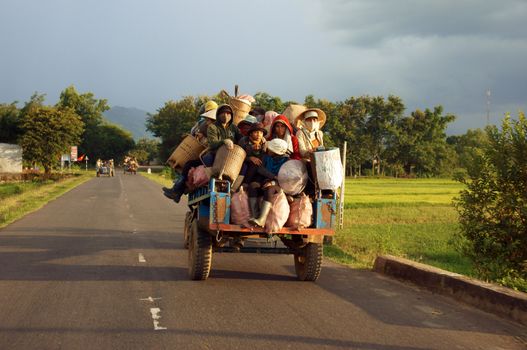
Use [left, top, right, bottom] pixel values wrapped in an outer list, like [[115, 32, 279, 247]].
[[0, 172, 525, 350]]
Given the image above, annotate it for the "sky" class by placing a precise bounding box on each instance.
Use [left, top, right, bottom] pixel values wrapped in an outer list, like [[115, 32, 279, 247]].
[[1, 0, 526, 134]]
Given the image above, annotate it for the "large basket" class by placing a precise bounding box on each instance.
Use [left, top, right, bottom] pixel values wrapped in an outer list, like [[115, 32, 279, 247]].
[[229, 97, 252, 126], [166, 135, 206, 172], [211, 144, 246, 182]]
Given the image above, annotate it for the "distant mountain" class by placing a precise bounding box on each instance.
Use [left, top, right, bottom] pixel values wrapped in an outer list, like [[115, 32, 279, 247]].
[[103, 106, 153, 140]]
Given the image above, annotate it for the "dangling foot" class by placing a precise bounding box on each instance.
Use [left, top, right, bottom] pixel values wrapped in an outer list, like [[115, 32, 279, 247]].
[[163, 187, 182, 203]]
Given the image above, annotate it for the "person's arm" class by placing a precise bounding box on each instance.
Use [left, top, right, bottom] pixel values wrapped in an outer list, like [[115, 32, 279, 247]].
[[296, 129, 310, 158], [256, 156, 276, 179], [207, 124, 224, 151]]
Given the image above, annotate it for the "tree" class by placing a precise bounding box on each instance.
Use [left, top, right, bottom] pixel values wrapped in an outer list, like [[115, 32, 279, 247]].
[[388, 106, 456, 176], [19, 105, 84, 174], [447, 128, 488, 170], [88, 123, 135, 162], [146, 97, 201, 160], [0, 102, 21, 143], [454, 112, 527, 288], [132, 138, 160, 164], [253, 92, 286, 113], [56, 85, 109, 158]]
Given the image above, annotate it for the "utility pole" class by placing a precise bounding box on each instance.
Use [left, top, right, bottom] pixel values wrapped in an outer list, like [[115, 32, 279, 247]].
[[486, 89, 491, 126]]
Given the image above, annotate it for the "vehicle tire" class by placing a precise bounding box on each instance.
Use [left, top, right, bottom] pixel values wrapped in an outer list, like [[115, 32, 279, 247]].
[[294, 242, 323, 281], [188, 220, 212, 280], [183, 211, 193, 249]]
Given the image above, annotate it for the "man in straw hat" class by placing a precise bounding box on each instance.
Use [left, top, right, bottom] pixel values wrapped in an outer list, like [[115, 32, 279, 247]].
[[295, 108, 326, 159]]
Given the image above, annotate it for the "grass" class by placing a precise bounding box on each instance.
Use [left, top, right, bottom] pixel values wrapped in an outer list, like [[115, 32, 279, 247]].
[[327, 178, 474, 275], [139, 168, 173, 187], [0, 171, 92, 229]]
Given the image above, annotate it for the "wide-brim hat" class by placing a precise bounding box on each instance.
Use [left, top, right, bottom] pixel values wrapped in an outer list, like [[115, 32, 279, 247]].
[[267, 138, 288, 156], [237, 114, 258, 127], [282, 104, 307, 127], [295, 108, 327, 129], [200, 108, 217, 120], [248, 122, 268, 136]]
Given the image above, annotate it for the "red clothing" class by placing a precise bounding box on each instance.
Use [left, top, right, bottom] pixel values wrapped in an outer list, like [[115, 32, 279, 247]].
[[268, 115, 301, 160]]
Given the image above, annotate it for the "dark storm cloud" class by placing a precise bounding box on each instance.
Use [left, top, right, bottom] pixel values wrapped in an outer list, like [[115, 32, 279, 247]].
[[313, 0, 527, 132], [321, 0, 527, 47]]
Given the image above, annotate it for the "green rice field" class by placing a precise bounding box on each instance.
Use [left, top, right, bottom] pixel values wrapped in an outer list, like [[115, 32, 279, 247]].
[[328, 178, 474, 276]]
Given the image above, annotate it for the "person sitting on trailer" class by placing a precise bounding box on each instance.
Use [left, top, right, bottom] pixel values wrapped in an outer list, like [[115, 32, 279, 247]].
[[190, 100, 218, 142], [267, 114, 301, 160], [201, 104, 243, 167], [295, 108, 326, 159], [295, 108, 327, 195], [236, 122, 267, 192], [248, 138, 290, 227], [236, 114, 258, 137], [162, 102, 219, 202]]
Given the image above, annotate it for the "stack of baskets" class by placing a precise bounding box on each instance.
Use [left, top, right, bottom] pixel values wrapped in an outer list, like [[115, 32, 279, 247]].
[[211, 144, 246, 182], [166, 135, 206, 172], [229, 97, 252, 126]]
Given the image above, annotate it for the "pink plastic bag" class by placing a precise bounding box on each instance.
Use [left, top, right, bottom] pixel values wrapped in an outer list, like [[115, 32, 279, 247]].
[[191, 165, 209, 188], [286, 193, 313, 229], [265, 191, 290, 234], [231, 187, 250, 226]]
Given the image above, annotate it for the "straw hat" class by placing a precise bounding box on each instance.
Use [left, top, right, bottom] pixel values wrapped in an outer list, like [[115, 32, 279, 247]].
[[282, 104, 307, 127], [267, 138, 288, 155], [295, 108, 327, 129]]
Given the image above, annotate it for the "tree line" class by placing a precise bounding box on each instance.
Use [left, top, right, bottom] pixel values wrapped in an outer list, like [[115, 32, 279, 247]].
[[146, 91, 486, 178], [0, 86, 155, 173], [1, 87, 488, 177]]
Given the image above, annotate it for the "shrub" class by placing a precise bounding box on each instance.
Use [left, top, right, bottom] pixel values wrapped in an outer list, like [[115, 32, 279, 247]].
[[454, 113, 527, 288]]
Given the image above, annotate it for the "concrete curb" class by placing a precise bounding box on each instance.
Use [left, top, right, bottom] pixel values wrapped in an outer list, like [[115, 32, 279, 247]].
[[373, 255, 527, 326]]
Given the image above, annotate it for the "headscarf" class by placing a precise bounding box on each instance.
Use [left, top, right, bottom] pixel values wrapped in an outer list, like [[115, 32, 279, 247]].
[[269, 115, 295, 155]]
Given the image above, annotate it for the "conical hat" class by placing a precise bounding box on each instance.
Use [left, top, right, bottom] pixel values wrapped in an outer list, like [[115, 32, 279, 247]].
[[296, 108, 327, 129], [282, 104, 307, 127]]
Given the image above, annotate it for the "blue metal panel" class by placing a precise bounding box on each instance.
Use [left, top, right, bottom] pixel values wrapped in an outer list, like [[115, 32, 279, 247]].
[[314, 197, 336, 229], [209, 192, 231, 225]]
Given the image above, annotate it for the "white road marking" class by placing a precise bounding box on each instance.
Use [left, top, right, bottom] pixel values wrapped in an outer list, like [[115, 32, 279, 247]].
[[150, 308, 167, 330], [138, 253, 146, 263], [140, 297, 161, 302]]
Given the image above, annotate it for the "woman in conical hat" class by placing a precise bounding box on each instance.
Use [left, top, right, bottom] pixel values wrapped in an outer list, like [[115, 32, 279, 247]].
[[295, 108, 326, 160]]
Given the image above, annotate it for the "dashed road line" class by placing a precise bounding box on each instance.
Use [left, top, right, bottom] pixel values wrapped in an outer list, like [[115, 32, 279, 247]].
[[150, 308, 167, 330], [138, 253, 146, 263]]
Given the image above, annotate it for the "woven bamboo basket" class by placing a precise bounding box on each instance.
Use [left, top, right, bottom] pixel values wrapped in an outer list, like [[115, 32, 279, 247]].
[[229, 97, 252, 126], [166, 135, 206, 172], [211, 144, 246, 182]]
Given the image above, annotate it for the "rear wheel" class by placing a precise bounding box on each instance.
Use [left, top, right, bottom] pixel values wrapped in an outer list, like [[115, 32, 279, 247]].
[[183, 211, 193, 249], [294, 243, 323, 281], [188, 220, 212, 280]]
